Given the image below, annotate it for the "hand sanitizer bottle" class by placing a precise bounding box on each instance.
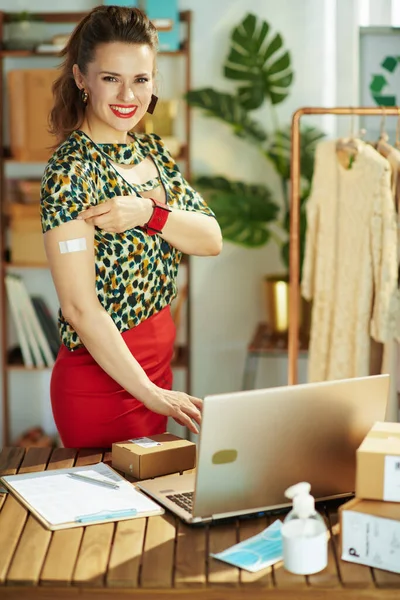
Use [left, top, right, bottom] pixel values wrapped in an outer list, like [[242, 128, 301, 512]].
[[281, 482, 328, 575]]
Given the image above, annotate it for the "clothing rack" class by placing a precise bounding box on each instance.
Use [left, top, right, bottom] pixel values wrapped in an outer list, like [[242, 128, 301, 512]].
[[289, 106, 400, 385]]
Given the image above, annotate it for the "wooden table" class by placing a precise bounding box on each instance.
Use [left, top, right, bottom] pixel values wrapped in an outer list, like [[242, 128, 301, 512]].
[[1, 446, 400, 599]]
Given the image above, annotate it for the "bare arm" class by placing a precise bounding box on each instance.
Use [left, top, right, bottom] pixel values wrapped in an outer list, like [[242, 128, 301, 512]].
[[44, 219, 202, 433], [159, 207, 222, 256], [78, 195, 223, 256]]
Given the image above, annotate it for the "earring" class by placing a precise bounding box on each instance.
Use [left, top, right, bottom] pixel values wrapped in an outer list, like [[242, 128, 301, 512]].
[[147, 94, 158, 114], [81, 89, 88, 104]]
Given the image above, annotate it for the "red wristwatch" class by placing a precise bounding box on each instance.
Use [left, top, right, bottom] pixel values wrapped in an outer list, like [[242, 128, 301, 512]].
[[144, 198, 171, 235]]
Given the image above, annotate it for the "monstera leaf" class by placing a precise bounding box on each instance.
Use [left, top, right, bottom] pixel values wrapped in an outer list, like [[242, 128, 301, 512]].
[[196, 176, 279, 247], [266, 125, 325, 182], [185, 88, 267, 143], [224, 13, 293, 110]]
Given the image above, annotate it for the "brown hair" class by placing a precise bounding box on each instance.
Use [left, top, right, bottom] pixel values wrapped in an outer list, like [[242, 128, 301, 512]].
[[49, 6, 158, 143]]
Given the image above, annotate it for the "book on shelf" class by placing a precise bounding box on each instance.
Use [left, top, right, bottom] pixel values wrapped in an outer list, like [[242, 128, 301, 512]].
[[5, 274, 58, 368], [31, 296, 61, 360], [5, 275, 33, 368]]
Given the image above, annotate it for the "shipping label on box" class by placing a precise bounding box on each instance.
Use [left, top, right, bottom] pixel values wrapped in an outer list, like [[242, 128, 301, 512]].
[[356, 421, 400, 501], [341, 498, 400, 574]]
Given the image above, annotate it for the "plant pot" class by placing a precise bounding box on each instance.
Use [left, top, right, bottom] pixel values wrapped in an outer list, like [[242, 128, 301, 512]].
[[5, 21, 45, 50], [264, 274, 312, 338]]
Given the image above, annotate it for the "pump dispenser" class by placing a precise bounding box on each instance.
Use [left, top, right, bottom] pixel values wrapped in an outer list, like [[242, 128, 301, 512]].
[[281, 482, 328, 575]]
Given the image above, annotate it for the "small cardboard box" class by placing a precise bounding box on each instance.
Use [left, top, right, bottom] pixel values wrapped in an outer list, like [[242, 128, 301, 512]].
[[10, 204, 47, 265], [356, 421, 400, 502], [8, 69, 57, 162], [112, 433, 196, 480], [340, 497, 400, 574]]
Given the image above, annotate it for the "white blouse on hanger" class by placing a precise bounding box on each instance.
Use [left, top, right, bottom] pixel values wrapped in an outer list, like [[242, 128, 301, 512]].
[[301, 139, 398, 382]]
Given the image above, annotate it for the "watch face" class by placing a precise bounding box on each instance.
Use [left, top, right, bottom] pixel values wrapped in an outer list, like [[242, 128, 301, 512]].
[[146, 201, 171, 234]]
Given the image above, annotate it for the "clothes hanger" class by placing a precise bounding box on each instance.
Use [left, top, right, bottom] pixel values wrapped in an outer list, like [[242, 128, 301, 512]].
[[336, 108, 359, 169], [376, 106, 393, 158]]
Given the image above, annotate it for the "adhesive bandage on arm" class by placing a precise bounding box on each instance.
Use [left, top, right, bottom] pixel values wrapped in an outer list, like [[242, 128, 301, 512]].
[[59, 238, 87, 254]]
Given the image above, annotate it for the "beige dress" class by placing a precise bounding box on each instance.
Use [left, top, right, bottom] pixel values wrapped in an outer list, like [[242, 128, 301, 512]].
[[301, 140, 398, 382]]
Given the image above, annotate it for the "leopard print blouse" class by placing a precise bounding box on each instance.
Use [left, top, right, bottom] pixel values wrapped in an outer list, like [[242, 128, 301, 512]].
[[40, 130, 214, 350]]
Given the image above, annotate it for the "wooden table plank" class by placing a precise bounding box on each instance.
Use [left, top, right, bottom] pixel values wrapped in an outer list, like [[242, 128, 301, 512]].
[[41, 528, 84, 586], [103, 450, 112, 466], [3, 446, 53, 585], [75, 449, 104, 466], [6, 516, 52, 585], [18, 447, 52, 473], [0, 495, 28, 583], [239, 517, 273, 587], [0, 447, 25, 517], [140, 513, 176, 588], [73, 523, 115, 587], [107, 518, 146, 588], [175, 521, 207, 588], [47, 447, 78, 470], [208, 521, 240, 587], [0, 447, 25, 475], [329, 510, 374, 588], [373, 569, 400, 589]]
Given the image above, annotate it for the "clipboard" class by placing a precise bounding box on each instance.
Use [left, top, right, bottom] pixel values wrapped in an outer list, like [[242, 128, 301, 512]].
[[0, 462, 164, 530]]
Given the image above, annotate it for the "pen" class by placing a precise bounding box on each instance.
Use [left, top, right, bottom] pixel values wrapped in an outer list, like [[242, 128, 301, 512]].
[[67, 472, 119, 490], [75, 508, 137, 523]]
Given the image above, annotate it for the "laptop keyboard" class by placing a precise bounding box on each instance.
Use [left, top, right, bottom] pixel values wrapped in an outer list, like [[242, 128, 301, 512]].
[[166, 492, 194, 513]]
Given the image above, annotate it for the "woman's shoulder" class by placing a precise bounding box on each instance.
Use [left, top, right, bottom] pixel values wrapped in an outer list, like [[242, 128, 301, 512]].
[[43, 131, 95, 179]]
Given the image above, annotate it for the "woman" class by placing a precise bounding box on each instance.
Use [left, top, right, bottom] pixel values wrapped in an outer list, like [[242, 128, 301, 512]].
[[40, 5, 222, 448]]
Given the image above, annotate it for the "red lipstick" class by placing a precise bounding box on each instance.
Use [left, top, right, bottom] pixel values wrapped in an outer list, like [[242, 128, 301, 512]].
[[110, 104, 138, 119]]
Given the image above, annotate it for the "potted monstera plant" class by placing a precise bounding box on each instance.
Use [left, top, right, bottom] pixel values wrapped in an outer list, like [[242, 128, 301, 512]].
[[186, 13, 324, 336]]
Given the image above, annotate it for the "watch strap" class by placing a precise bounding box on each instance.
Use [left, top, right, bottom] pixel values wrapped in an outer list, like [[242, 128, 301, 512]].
[[144, 198, 171, 235]]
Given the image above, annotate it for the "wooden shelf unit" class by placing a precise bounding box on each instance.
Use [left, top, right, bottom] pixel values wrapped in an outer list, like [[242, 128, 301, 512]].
[[0, 10, 193, 446]]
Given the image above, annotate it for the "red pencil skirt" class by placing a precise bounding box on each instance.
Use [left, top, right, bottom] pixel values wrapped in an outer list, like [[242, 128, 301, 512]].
[[51, 307, 175, 448]]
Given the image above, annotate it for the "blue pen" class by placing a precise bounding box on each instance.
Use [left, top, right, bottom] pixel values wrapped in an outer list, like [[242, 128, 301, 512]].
[[75, 508, 137, 523]]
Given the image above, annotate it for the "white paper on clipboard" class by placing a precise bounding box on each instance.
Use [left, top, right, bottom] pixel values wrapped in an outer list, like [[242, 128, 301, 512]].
[[0, 462, 163, 529]]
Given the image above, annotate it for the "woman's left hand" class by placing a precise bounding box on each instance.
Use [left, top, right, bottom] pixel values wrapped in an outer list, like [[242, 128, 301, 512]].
[[77, 195, 152, 233]]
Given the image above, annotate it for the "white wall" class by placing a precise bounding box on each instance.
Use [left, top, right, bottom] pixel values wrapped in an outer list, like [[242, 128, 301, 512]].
[[0, 0, 396, 445]]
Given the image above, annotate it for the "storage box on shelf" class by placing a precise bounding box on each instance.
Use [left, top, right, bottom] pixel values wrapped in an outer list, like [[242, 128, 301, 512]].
[[8, 69, 57, 162], [9, 204, 47, 266], [0, 10, 194, 446]]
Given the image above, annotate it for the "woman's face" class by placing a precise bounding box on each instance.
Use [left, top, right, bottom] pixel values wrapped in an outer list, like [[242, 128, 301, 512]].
[[74, 41, 154, 142]]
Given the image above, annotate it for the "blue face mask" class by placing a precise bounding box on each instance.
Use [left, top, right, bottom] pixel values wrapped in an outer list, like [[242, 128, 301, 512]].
[[210, 520, 283, 572]]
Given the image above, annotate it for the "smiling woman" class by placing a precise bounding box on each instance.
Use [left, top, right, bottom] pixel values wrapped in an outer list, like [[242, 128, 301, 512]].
[[72, 42, 154, 138], [40, 5, 222, 449]]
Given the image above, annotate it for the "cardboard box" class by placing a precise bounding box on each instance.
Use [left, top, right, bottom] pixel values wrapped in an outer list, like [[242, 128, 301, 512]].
[[8, 69, 57, 162], [112, 433, 196, 480], [356, 421, 400, 502], [340, 497, 400, 574], [10, 204, 47, 265]]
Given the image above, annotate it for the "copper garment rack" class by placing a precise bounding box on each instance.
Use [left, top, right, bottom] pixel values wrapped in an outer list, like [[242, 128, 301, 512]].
[[289, 106, 400, 385]]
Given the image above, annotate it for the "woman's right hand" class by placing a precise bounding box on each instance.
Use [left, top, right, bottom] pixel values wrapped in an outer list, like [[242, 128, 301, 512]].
[[141, 385, 203, 434]]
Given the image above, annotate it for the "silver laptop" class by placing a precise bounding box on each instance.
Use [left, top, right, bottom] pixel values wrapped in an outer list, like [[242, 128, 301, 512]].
[[137, 374, 389, 524]]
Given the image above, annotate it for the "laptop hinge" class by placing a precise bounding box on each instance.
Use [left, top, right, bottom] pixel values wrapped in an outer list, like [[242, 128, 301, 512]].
[[199, 516, 212, 523]]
